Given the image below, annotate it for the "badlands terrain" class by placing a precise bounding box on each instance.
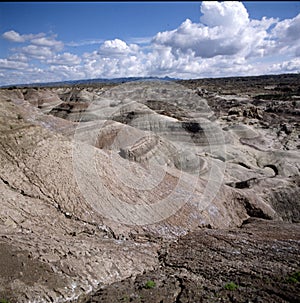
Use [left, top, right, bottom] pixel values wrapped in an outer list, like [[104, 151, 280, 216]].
[[0, 74, 299, 302]]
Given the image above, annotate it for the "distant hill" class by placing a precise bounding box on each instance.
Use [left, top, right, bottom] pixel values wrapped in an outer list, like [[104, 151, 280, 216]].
[[2, 73, 299, 89], [1, 76, 178, 88]]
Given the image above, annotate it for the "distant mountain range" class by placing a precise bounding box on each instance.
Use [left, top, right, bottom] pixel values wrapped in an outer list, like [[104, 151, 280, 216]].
[[1, 76, 179, 88], [3, 73, 299, 89]]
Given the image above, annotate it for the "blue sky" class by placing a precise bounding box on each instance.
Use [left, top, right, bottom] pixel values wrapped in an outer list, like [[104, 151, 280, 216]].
[[0, 1, 300, 85]]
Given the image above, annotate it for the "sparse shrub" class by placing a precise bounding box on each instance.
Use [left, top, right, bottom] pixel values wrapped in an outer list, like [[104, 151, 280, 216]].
[[144, 280, 156, 289], [224, 282, 238, 291], [286, 271, 300, 283], [0, 299, 10, 303], [121, 295, 129, 302]]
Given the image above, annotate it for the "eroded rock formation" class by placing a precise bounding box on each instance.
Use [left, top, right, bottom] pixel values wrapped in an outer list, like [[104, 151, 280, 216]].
[[0, 74, 299, 302]]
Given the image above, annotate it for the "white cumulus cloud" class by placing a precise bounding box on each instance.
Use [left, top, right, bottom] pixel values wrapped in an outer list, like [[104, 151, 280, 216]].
[[200, 1, 249, 29], [98, 39, 139, 57], [2, 30, 46, 43], [268, 57, 300, 73], [269, 13, 300, 57], [2, 30, 26, 43], [21, 45, 54, 60], [1, 1, 300, 86], [47, 52, 81, 66], [0, 58, 28, 70], [31, 36, 64, 50], [152, 1, 276, 59], [80, 39, 145, 78]]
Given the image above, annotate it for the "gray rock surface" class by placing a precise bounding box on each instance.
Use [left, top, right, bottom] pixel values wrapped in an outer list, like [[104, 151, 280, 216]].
[[88, 218, 300, 303]]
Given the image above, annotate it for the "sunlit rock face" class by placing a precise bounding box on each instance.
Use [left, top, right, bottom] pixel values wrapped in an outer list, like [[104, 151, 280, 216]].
[[0, 74, 299, 302]]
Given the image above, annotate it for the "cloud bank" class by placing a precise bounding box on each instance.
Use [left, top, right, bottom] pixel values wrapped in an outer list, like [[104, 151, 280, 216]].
[[1, 1, 300, 85]]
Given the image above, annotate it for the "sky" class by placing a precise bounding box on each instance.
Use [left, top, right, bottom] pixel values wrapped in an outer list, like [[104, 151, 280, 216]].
[[0, 1, 300, 85]]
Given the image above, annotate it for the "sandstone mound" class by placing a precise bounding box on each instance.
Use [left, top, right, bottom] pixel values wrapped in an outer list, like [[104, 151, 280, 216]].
[[23, 88, 63, 113]]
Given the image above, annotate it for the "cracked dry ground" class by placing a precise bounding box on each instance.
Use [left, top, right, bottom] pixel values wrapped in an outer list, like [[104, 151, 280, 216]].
[[88, 219, 300, 303], [0, 74, 300, 303]]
